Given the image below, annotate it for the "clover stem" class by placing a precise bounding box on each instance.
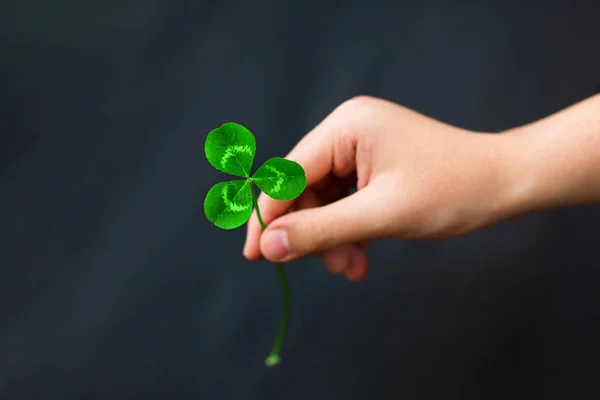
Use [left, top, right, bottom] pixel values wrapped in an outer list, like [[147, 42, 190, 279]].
[[250, 184, 291, 367]]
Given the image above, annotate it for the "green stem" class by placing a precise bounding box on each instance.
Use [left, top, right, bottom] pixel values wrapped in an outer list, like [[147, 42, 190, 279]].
[[250, 184, 291, 367]]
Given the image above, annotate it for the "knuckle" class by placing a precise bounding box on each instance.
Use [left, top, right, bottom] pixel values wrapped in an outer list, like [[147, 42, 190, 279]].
[[323, 96, 374, 143], [340, 95, 377, 111], [333, 95, 378, 134], [333, 95, 375, 120]]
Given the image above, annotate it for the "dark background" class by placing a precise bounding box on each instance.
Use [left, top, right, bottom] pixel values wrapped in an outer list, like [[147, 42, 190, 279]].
[[1, 1, 600, 399]]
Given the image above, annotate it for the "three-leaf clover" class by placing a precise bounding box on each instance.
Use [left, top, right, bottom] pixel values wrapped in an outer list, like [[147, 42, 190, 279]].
[[204, 122, 307, 366]]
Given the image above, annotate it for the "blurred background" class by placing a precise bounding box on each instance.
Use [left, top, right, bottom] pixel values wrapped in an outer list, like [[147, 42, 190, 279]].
[[1, 1, 600, 399]]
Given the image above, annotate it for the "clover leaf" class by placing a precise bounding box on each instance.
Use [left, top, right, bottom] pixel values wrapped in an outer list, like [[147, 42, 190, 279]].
[[204, 123, 307, 230], [204, 122, 307, 366], [204, 180, 253, 229], [204, 122, 256, 178], [252, 157, 306, 201]]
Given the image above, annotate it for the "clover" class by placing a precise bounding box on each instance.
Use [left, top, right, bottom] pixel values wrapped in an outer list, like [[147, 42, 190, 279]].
[[204, 122, 307, 367]]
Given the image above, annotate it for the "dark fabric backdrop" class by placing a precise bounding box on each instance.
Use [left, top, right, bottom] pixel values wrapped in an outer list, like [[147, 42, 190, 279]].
[[1, 1, 600, 399]]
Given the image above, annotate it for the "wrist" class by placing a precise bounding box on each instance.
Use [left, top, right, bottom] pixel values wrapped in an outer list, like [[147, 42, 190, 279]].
[[498, 94, 600, 213], [482, 128, 556, 221]]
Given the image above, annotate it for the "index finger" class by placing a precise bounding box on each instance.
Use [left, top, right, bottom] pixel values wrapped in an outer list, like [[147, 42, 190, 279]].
[[242, 111, 354, 260]]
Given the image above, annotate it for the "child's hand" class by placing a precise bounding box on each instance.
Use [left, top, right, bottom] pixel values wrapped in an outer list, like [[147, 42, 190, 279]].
[[243, 96, 524, 281]]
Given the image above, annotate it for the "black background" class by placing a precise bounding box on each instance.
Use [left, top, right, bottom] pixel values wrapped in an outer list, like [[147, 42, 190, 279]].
[[1, 1, 600, 399]]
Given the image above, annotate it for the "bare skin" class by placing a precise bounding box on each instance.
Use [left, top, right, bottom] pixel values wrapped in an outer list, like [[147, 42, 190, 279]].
[[243, 94, 600, 281]]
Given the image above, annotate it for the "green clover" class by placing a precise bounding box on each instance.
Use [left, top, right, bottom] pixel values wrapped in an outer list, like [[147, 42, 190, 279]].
[[204, 122, 307, 367]]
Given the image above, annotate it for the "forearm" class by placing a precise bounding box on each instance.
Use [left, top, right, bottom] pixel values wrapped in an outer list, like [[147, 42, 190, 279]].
[[501, 94, 600, 214]]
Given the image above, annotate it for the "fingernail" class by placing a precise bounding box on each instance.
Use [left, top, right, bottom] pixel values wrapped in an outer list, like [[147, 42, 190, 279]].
[[262, 229, 290, 260]]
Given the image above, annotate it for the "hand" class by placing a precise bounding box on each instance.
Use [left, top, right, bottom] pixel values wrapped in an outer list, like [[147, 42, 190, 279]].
[[242, 96, 528, 280]]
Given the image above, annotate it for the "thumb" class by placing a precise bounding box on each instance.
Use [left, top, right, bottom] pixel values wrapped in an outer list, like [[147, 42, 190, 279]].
[[259, 182, 391, 262]]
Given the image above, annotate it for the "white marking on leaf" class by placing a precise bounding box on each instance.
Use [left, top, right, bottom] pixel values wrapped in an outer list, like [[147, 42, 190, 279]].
[[221, 183, 251, 213], [264, 165, 286, 193], [220, 145, 252, 171]]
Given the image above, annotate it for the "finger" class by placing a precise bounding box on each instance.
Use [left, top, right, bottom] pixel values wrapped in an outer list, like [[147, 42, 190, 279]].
[[243, 190, 308, 261], [259, 179, 391, 262], [344, 249, 369, 281], [249, 188, 369, 278], [243, 111, 358, 260], [289, 190, 369, 276], [322, 244, 366, 276]]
